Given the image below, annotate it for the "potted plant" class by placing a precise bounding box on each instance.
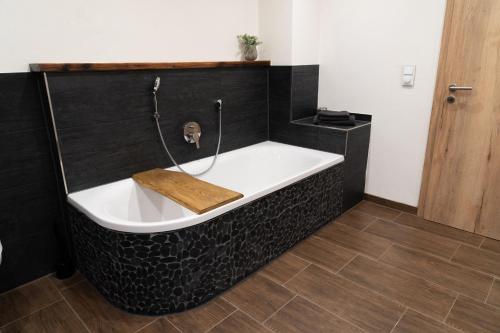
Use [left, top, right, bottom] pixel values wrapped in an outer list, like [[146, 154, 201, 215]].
[[238, 34, 262, 61]]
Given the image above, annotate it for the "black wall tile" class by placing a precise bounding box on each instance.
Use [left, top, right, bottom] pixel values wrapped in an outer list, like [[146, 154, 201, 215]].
[[0, 73, 60, 293], [0, 73, 46, 133], [47, 67, 269, 192], [291, 65, 319, 120], [0, 231, 59, 292], [269, 67, 292, 123], [343, 125, 371, 211]]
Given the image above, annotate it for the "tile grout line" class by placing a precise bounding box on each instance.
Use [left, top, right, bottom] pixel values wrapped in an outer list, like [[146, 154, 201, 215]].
[[0, 274, 53, 297], [55, 276, 86, 293], [202, 306, 238, 333], [447, 243, 462, 261], [445, 246, 500, 279], [276, 261, 417, 330], [219, 296, 264, 328], [375, 242, 395, 261], [165, 317, 184, 333], [366, 220, 500, 279], [485, 278, 496, 305], [50, 279, 92, 333], [262, 294, 298, 325], [391, 242, 499, 281], [335, 254, 360, 274], [393, 211, 404, 220], [376, 245, 500, 309], [380, 215, 486, 249], [280, 262, 312, 285], [389, 307, 408, 333], [343, 279, 459, 331], [265, 256, 458, 333], [133, 318, 161, 333], [353, 253, 465, 306], [292, 244, 374, 276], [333, 257, 467, 322], [313, 223, 398, 262], [276, 287, 369, 333], [360, 218, 378, 232], [0, 299, 62, 330], [478, 237, 486, 248], [331, 269, 408, 311], [476, 242, 500, 255], [442, 294, 459, 324], [270, 263, 374, 332], [333, 211, 500, 304]]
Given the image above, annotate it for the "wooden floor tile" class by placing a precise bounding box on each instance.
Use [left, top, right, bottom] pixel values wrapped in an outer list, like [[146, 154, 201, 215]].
[[481, 237, 500, 254], [451, 245, 500, 276], [487, 279, 500, 308], [62, 281, 154, 333], [137, 318, 180, 333], [167, 297, 235, 333], [0, 277, 61, 327], [259, 252, 309, 284], [208, 310, 271, 333], [365, 219, 460, 259], [446, 296, 500, 333], [265, 296, 364, 333], [335, 209, 377, 230], [315, 222, 392, 258], [290, 236, 356, 272], [222, 273, 294, 322], [2, 300, 87, 333], [50, 272, 85, 291], [285, 265, 404, 333], [392, 309, 459, 333], [339, 256, 456, 320], [354, 201, 401, 221], [394, 213, 484, 247], [380, 245, 493, 301]]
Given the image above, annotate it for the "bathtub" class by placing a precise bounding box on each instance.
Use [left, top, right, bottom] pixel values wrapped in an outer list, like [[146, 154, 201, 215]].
[[68, 141, 344, 315]]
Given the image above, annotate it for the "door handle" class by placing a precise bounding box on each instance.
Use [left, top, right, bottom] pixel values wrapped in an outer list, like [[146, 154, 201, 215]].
[[449, 84, 473, 92]]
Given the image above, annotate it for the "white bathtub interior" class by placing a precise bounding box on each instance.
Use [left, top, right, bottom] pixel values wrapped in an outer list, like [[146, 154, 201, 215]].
[[68, 141, 344, 233]]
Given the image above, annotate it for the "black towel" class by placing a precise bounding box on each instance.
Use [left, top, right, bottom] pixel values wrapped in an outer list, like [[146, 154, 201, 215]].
[[316, 110, 351, 121], [313, 114, 356, 126]]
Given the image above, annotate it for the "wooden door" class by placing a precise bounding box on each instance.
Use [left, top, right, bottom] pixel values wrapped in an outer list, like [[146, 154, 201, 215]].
[[419, 0, 500, 240]]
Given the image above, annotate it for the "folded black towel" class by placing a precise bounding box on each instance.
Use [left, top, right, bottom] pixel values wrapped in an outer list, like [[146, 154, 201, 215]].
[[313, 114, 356, 126], [317, 110, 351, 121]]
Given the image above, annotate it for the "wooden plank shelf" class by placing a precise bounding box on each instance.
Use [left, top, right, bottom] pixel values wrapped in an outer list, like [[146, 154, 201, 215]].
[[133, 168, 243, 214], [29, 60, 271, 72]]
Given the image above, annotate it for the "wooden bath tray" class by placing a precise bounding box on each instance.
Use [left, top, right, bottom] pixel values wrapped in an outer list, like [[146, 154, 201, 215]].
[[132, 168, 243, 214]]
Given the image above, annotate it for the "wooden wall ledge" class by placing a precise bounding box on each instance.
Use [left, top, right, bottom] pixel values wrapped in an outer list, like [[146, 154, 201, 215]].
[[29, 60, 271, 72]]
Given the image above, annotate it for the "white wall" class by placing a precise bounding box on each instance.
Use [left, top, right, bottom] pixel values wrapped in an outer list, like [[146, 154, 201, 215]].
[[0, 0, 259, 73], [291, 0, 320, 65], [258, 0, 293, 65], [318, 0, 446, 206], [258, 0, 320, 65]]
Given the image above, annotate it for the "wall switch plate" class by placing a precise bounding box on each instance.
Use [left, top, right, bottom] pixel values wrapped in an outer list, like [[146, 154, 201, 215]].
[[401, 65, 416, 87]]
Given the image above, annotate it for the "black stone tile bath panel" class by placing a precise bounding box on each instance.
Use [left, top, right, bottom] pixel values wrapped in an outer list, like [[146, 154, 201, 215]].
[[70, 164, 343, 315], [0, 73, 61, 292], [46, 67, 268, 192]]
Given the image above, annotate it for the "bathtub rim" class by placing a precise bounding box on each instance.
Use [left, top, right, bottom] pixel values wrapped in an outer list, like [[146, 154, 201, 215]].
[[67, 141, 344, 234]]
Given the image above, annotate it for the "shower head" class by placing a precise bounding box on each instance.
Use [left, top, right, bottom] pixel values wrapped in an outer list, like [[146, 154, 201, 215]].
[[153, 77, 161, 93]]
